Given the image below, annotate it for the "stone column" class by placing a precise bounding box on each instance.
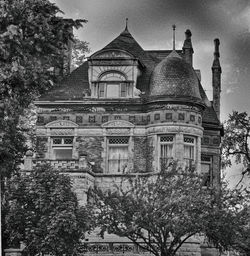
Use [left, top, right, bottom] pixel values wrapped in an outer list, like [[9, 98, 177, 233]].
[[175, 132, 184, 162], [196, 136, 201, 173]]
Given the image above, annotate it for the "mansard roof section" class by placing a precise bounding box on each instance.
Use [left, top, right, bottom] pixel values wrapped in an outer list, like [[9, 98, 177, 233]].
[[38, 61, 90, 101], [100, 29, 154, 66], [146, 50, 184, 61], [198, 81, 220, 126]]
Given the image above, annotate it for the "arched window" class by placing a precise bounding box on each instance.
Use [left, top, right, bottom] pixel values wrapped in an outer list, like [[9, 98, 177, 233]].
[[98, 72, 128, 98]]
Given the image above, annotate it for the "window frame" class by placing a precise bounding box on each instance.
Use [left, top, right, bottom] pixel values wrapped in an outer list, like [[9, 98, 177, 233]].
[[97, 71, 128, 98], [201, 155, 213, 187], [106, 136, 129, 174], [51, 136, 74, 160], [98, 82, 128, 98], [159, 134, 175, 170], [183, 135, 196, 168]]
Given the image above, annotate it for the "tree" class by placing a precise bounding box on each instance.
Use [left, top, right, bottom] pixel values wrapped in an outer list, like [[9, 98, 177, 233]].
[[0, 0, 88, 250], [0, 0, 87, 179], [71, 38, 90, 71], [222, 111, 250, 176], [4, 164, 92, 256], [90, 163, 250, 256]]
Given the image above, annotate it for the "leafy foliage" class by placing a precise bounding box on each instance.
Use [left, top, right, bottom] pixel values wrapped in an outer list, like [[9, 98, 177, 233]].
[[0, 0, 87, 180], [90, 163, 250, 256], [4, 165, 92, 256], [71, 38, 90, 70], [222, 111, 250, 174]]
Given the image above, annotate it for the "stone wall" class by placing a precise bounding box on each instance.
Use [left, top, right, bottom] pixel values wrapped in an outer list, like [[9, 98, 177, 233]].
[[76, 136, 104, 173], [146, 136, 154, 172], [133, 136, 147, 173], [35, 136, 48, 158]]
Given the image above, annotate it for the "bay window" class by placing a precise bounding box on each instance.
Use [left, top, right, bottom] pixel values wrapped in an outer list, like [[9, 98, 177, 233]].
[[159, 135, 174, 170], [201, 155, 212, 187], [184, 136, 195, 168]]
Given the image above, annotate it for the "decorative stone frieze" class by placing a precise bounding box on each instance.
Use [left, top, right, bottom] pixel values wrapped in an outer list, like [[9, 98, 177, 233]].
[[45, 119, 78, 128], [50, 128, 74, 135]]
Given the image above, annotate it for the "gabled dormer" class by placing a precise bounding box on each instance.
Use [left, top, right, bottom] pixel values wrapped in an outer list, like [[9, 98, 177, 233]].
[[87, 25, 145, 99]]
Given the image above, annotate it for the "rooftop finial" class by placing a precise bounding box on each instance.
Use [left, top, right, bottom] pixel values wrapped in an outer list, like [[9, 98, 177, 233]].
[[125, 18, 128, 31], [172, 24, 176, 50]]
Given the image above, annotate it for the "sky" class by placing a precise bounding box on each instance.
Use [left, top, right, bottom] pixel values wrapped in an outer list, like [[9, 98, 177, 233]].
[[50, 0, 250, 186]]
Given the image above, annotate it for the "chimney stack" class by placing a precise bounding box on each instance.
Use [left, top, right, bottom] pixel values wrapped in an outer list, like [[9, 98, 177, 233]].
[[182, 29, 194, 66], [212, 38, 222, 121]]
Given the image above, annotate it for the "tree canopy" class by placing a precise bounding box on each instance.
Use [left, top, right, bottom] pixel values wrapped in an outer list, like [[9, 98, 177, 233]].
[[4, 165, 92, 256], [0, 0, 87, 179], [222, 111, 250, 176], [90, 163, 250, 256]]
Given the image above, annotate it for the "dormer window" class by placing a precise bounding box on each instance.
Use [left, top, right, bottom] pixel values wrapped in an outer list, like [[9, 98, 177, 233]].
[[97, 71, 128, 98]]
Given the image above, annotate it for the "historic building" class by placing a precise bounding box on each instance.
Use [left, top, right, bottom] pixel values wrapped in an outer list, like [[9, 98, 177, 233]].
[[24, 24, 223, 255]]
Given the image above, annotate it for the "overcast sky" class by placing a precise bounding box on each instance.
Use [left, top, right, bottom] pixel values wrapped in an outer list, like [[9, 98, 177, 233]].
[[50, 0, 250, 186]]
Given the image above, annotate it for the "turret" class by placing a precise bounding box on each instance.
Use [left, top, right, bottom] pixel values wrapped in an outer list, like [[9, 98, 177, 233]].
[[182, 29, 194, 66], [212, 38, 222, 120]]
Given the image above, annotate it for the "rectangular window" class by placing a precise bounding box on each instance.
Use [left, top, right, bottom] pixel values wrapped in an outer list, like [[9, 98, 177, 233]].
[[160, 135, 174, 170], [184, 136, 195, 168], [37, 116, 44, 124], [76, 116, 83, 123], [98, 83, 128, 98], [108, 137, 129, 173], [201, 155, 213, 187], [52, 137, 73, 160], [107, 83, 120, 98]]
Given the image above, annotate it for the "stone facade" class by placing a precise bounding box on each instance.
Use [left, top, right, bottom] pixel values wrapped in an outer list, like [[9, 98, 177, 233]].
[[26, 26, 224, 256]]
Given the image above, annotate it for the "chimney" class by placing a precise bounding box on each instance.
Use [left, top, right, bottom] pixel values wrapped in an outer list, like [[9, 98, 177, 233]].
[[182, 29, 194, 66], [212, 38, 222, 121]]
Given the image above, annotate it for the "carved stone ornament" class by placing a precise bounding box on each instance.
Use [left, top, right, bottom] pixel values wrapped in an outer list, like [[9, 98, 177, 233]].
[[106, 128, 130, 135], [102, 120, 135, 128], [91, 49, 133, 59], [45, 120, 79, 128], [50, 129, 74, 135]]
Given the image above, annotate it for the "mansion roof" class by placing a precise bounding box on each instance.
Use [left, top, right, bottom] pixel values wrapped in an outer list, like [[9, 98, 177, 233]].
[[38, 27, 220, 127]]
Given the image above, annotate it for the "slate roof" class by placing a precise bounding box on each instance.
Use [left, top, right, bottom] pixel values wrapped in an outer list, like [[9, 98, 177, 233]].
[[149, 53, 201, 100], [39, 62, 90, 101], [37, 28, 220, 126]]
